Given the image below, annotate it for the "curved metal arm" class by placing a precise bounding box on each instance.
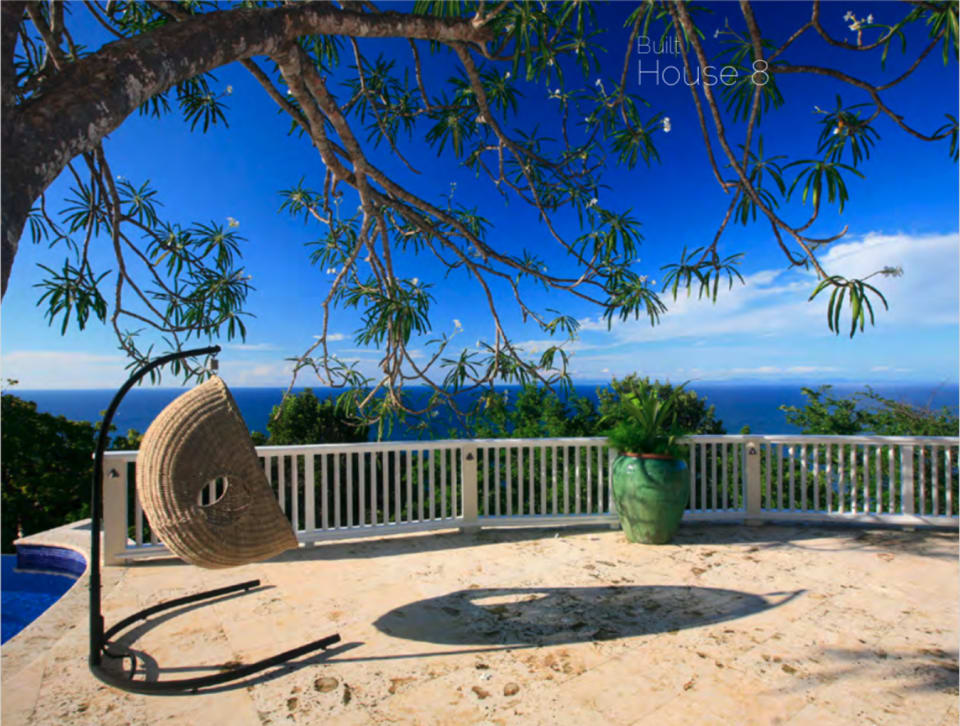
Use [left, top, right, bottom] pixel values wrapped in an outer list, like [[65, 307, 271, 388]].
[[90, 346, 220, 666]]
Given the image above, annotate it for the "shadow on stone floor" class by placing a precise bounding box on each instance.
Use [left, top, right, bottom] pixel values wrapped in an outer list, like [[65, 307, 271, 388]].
[[374, 584, 805, 647]]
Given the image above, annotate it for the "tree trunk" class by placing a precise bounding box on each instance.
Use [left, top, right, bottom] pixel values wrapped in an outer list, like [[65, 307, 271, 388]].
[[0, 3, 492, 299]]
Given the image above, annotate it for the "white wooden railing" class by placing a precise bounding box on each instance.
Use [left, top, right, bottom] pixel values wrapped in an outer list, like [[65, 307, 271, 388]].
[[100, 435, 959, 565]]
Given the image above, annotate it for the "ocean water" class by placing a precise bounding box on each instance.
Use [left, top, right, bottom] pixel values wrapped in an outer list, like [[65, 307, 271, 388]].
[[10, 382, 959, 442]]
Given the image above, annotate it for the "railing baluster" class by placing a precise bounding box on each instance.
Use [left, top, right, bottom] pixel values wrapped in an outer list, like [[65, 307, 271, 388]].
[[481, 447, 488, 518], [710, 443, 717, 511], [505, 446, 512, 517], [438, 448, 446, 520], [699, 443, 707, 512], [574, 446, 582, 514], [135, 481, 144, 547], [721, 442, 728, 511], [540, 444, 547, 516], [764, 444, 771, 510], [825, 443, 833, 513], [932, 445, 940, 515], [320, 454, 329, 530], [887, 445, 895, 514], [523, 446, 531, 515], [291, 455, 301, 532], [552, 446, 559, 515], [788, 446, 796, 511], [586, 445, 593, 514], [688, 444, 696, 511], [564, 446, 570, 514], [333, 452, 341, 528], [800, 444, 808, 511], [494, 446, 501, 517], [946, 446, 954, 516], [305, 454, 316, 531], [733, 442, 747, 508], [344, 452, 352, 528], [918, 445, 927, 516], [606, 447, 614, 513], [517, 446, 525, 516], [405, 449, 413, 524], [776, 444, 783, 511], [852, 444, 860, 514]]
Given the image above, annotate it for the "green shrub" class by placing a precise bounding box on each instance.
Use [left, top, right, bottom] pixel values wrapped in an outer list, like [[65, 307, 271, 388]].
[[1, 394, 97, 552]]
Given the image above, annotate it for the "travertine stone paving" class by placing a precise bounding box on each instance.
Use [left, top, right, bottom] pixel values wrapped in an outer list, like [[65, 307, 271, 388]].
[[3, 520, 957, 725]]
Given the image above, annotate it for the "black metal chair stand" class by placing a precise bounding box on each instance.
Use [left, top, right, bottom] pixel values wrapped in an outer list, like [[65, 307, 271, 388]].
[[89, 346, 340, 694]]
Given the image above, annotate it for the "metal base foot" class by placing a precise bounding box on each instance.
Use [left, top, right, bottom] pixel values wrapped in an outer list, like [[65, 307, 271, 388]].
[[90, 579, 341, 694]]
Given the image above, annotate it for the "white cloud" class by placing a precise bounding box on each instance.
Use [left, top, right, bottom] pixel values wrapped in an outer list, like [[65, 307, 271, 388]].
[[578, 231, 958, 346], [1, 350, 126, 388], [3, 351, 123, 364], [815, 231, 959, 326], [218, 360, 294, 386], [221, 342, 279, 352], [313, 332, 347, 342]]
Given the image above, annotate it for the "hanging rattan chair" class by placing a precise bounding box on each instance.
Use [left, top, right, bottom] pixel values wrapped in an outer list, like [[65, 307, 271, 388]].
[[136, 376, 297, 568]]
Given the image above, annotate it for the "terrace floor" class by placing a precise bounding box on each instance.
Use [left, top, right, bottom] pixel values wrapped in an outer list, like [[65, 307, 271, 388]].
[[3, 521, 958, 726]]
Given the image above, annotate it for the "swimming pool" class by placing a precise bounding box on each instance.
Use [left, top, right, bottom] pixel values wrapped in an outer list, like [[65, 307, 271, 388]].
[[2, 546, 86, 644]]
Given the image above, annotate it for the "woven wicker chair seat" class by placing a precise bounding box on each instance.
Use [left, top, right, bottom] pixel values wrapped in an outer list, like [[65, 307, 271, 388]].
[[137, 377, 296, 568]]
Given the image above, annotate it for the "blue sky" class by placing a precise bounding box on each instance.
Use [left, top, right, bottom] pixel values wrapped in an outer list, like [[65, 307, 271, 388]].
[[2, 2, 957, 389]]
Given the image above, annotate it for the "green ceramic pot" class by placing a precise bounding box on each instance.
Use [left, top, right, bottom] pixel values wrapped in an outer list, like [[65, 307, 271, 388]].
[[611, 454, 689, 544]]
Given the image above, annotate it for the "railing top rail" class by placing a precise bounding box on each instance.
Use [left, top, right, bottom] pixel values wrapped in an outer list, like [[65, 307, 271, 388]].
[[101, 433, 958, 460], [701, 434, 959, 444]]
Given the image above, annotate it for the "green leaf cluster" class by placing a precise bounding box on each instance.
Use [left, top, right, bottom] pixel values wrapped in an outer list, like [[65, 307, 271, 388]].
[[780, 385, 959, 436], [469, 384, 600, 439], [808, 276, 888, 338], [253, 388, 369, 446], [599, 382, 687, 458]]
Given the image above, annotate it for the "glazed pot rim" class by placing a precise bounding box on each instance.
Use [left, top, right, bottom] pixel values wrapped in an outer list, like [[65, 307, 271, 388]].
[[621, 452, 678, 460]]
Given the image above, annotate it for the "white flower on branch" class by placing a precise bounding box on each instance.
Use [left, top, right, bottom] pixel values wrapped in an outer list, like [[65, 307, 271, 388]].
[[867, 14, 874, 24], [662, 117, 672, 133], [843, 10, 855, 21], [453, 318, 463, 331], [326, 267, 338, 275], [226, 216, 239, 227], [586, 197, 598, 208], [225, 85, 233, 95]]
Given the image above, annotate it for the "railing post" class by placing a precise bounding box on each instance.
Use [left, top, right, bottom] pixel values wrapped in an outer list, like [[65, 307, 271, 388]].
[[460, 442, 480, 533], [102, 456, 129, 567], [900, 445, 915, 515], [744, 438, 764, 526]]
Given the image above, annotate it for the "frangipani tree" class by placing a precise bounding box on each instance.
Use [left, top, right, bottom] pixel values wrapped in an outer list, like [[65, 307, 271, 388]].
[[2, 1, 956, 429]]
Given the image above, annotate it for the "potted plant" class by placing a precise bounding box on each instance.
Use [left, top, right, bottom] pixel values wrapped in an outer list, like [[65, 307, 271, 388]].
[[602, 380, 691, 544]]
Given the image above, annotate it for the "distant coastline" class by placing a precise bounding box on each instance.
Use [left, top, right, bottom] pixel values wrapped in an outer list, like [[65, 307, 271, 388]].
[[10, 381, 959, 442]]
